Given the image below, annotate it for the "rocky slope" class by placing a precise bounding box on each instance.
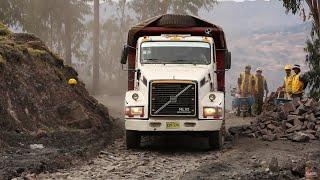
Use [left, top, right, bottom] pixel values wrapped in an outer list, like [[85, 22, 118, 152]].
[[0, 23, 112, 179]]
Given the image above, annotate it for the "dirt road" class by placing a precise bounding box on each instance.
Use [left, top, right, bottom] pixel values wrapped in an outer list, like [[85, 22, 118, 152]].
[[36, 121, 320, 180], [37, 137, 222, 180], [35, 96, 320, 180]]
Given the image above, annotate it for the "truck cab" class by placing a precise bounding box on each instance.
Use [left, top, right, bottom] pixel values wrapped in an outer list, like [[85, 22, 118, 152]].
[[121, 14, 231, 149]]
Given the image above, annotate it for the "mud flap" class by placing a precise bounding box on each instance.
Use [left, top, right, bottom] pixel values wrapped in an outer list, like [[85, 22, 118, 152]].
[[126, 130, 141, 149], [208, 130, 223, 150]]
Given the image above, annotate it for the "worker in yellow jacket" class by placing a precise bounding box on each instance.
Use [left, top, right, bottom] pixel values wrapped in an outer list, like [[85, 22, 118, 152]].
[[291, 64, 307, 99], [253, 67, 269, 115], [238, 65, 255, 97], [237, 65, 255, 115], [282, 64, 293, 99]]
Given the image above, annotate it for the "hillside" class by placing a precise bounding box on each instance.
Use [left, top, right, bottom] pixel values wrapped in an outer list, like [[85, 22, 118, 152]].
[[200, 0, 310, 100], [0, 23, 112, 179]]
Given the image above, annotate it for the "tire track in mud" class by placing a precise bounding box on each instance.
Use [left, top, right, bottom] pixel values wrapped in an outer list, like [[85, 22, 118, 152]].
[[35, 111, 250, 180], [37, 136, 226, 180], [36, 113, 251, 180]]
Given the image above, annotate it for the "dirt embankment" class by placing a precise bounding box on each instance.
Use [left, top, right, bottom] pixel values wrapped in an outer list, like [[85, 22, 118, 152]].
[[0, 23, 113, 179]]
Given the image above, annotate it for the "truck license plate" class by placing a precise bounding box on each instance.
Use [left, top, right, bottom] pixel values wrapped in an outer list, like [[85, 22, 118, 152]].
[[166, 122, 180, 129]]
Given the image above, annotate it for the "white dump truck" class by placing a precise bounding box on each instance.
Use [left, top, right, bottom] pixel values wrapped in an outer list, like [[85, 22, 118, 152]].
[[120, 14, 231, 149]]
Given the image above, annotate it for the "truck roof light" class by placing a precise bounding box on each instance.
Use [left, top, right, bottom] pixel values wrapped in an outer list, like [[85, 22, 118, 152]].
[[142, 36, 149, 42], [203, 37, 210, 43], [170, 36, 181, 41], [161, 34, 191, 37]]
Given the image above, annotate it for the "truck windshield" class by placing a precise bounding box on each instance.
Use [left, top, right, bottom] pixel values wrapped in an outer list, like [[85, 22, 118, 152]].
[[140, 41, 212, 64]]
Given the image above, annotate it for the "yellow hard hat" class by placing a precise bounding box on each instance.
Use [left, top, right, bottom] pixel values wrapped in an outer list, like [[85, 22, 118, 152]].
[[68, 78, 78, 86], [284, 64, 292, 70]]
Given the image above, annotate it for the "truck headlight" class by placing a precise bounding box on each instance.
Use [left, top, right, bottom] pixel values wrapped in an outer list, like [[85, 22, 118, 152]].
[[203, 107, 223, 119], [125, 106, 144, 117]]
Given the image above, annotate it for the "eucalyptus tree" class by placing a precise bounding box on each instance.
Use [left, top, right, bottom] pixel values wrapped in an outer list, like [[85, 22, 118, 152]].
[[0, 0, 24, 25], [129, 0, 217, 21], [282, 0, 320, 99], [92, 0, 100, 93], [99, 0, 133, 89], [0, 0, 89, 65]]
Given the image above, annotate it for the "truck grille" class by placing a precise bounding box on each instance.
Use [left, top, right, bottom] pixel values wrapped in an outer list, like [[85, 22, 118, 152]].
[[150, 81, 196, 116]]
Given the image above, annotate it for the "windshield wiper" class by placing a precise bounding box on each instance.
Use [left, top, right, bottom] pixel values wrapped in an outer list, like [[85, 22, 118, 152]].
[[171, 59, 208, 65], [170, 59, 187, 63], [144, 58, 161, 62]]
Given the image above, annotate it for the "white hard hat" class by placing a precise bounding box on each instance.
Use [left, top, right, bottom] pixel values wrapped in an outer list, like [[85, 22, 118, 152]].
[[256, 67, 262, 72], [292, 64, 301, 70]]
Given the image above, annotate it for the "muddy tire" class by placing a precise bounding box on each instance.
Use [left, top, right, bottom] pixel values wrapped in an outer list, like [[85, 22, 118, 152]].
[[208, 131, 223, 150], [236, 107, 240, 116], [126, 130, 141, 149]]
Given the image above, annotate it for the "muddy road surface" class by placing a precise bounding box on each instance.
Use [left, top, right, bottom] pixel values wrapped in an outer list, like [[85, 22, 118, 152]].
[[36, 124, 320, 180], [37, 136, 223, 180], [35, 96, 320, 180]]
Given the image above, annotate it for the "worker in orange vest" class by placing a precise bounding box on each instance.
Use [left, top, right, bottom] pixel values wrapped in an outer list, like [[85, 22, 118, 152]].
[[291, 64, 307, 99], [253, 67, 269, 115], [282, 64, 293, 99]]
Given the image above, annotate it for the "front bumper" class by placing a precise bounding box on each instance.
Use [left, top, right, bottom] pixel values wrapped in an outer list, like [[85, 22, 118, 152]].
[[125, 118, 223, 131]]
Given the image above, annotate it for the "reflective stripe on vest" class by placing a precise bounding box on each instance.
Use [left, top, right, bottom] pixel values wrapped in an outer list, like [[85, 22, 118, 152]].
[[292, 74, 304, 94], [240, 72, 254, 95], [284, 75, 293, 93]]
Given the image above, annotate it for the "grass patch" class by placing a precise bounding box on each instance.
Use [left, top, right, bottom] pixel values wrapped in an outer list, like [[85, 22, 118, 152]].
[[27, 48, 47, 57], [42, 127, 57, 134], [0, 36, 7, 41], [0, 22, 11, 37], [0, 22, 6, 29], [51, 52, 65, 67], [45, 126, 85, 134], [0, 44, 24, 62], [0, 35, 13, 44], [0, 54, 5, 65]]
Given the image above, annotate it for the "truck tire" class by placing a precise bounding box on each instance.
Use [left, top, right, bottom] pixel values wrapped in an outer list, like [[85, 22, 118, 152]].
[[126, 130, 141, 149], [208, 131, 223, 150], [236, 107, 240, 116]]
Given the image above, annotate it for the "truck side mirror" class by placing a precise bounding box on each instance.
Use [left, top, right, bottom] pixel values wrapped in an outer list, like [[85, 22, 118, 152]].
[[225, 51, 231, 70], [120, 45, 129, 64]]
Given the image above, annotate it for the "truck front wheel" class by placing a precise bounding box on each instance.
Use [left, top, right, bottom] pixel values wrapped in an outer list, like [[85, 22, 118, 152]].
[[208, 131, 223, 150], [126, 130, 141, 149]]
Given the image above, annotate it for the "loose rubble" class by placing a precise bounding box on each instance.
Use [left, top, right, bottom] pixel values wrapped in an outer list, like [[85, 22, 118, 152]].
[[37, 138, 222, 180], [232, 93, 320, 142], [182, 138, 320, 180]]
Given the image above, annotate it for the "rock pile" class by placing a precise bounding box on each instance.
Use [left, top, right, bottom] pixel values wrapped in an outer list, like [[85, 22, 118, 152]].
[[236, 93, 320, 142]]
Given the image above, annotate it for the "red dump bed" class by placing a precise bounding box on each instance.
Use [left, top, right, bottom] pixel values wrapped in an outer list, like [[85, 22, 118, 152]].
[[126, 14, 228, 91]]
